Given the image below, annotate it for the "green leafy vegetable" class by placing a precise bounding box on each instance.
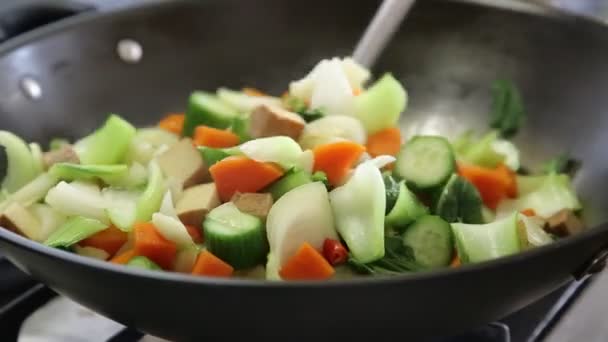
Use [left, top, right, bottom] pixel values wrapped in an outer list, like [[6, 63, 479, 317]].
[[297, 108, 325, 123], [434, 174, 484, 224], [542, 153, 581, 177], [348, 236, 422, 275], [383, 172, 401, 214], [489, 79, 525, 138]]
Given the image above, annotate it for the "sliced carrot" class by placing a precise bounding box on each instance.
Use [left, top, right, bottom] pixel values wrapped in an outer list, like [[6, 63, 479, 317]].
[[521, 208, 536, 217], [110, 249, 136, 265], [450, 255, 461, 268], [352, 88, 362, 96], [191, 250, 234, 277], [80, 225, 128, 257], [158, 113, 185, 135], [365, 127, 402, 157], [313, 141, 366, 187], [457, 162, 518, 210], [193, 126, 240, 148], [133, 222, 177, 269], [243, 87, 267, 97], [209, 156, 284, 202], [185, 225, 203, 244], [279, 242, 335, 280]]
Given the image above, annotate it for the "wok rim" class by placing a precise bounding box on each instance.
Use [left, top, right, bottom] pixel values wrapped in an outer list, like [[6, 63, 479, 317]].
[[0, 0, 607, 288], [1, 221, 607, 288]]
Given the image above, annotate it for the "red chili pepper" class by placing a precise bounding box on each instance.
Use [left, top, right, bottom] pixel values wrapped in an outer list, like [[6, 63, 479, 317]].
[[322, 239, 348, 266]]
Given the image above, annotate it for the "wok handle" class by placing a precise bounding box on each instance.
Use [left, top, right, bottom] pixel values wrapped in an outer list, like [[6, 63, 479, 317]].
[[0, 0, 94, 44]]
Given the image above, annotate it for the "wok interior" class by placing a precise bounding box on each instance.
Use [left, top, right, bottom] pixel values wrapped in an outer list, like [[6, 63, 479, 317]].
[[0, 0, 606, 226]]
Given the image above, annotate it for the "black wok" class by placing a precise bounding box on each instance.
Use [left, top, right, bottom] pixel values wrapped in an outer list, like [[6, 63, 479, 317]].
[[0, 0, 607, 340]]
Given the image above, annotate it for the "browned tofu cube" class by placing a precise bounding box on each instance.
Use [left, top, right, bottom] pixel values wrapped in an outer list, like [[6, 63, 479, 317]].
[[248, 104, 306, 140], [176, 183, 221, 226], [545, 209, 585, 237], [230, 192, 274, 219], [157, 138, 210, 189], [43, 145, 80, 169]]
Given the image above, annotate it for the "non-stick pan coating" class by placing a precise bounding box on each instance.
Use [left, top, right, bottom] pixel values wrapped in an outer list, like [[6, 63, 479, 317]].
[[0, 0, 607, 340]]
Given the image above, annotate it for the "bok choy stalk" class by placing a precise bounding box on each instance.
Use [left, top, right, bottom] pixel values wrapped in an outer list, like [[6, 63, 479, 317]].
[[45, 181, 109, 224], [135, 160, 166, 222], [74, 114, 136, 165], [266, 182, 338, 270], [48, 163, 128, 185], [0, 173, 58, 212], [238, 136, 303, 170], [496, 173, 581, 219], [0, 131, 40, 193], [452, 213, 520, 263], [44, 216, 107, 248], [354, 73, 407, 134], [125, 128, 179, 165], [329, 160, 386, 263], [298, 115, 367, 150], [518, 214, 553, 248], [102, 188, 140, 231], [152, 212, 195, 248], [29, 203, 67, 242]]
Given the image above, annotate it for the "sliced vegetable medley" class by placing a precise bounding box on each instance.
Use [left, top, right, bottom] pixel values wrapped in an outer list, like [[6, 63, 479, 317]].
[[0, 57, 586, 281]]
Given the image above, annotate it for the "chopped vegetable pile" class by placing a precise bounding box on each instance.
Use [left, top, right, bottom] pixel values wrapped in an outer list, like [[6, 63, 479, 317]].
[[0, 56, 586, 281]]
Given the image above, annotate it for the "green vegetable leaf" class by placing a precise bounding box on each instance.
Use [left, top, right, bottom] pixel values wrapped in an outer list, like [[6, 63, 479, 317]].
[[382, 172, 401, 214], [489, 79, 525, 138], [542, 153, 581, 178], [282, 94, 325, 123], [347, 236, 422, 275], [434, 174, 484, 224], [297, 108, 325, 123]]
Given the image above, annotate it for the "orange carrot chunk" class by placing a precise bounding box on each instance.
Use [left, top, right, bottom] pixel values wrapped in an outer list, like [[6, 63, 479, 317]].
[[313, 141, 366, 187], [209, 156, 284, 202], [191, 250, 234, 277], [279, 242, 335, 280], [158, 113, 185, 135], [457, 162, 517, 210], [80, 225, 128, 257], [185, 225, 203, 244], [193, 126, 240, 148], [133, 222, 177, 270], [110, 249, 136, 265], [365, 127, 402, 158], [521, 208, 536, 217]]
